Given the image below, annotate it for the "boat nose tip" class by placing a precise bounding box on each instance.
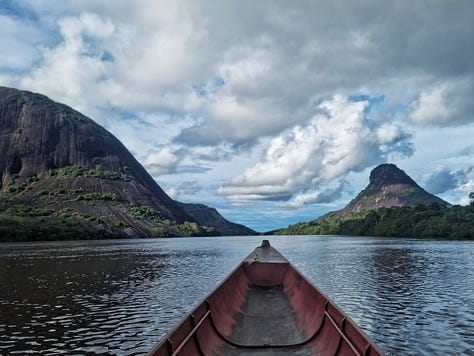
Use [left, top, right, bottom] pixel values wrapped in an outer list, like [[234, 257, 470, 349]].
[[261, 240, 271, 248]]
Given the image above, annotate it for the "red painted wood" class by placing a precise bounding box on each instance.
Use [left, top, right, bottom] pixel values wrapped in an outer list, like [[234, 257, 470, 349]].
[[148, 241, 383, 356]]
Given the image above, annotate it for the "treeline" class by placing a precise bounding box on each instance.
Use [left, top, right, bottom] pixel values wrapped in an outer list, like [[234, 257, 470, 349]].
[[272, 203, 474, 239], [0, 204, 219, 242], [0, 214, 120, 242]]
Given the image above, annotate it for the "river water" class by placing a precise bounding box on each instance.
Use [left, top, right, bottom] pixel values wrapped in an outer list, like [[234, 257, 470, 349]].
[[0, 235, 473, 355]]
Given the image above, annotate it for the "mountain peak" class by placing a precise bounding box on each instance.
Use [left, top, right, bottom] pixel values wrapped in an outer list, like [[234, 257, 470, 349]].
[[368, 163, 418, 188], [337, 163, 450, 216]]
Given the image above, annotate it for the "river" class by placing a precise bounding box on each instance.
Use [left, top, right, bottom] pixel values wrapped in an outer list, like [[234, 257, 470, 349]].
[[0, 235, 473, 355]]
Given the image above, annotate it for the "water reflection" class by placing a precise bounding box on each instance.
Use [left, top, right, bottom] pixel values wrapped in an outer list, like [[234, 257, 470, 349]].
[[0, 240, 245, 355], [353, 241, 474, 355], [1, 236, 474, 355], [274, 237, 474, 355]]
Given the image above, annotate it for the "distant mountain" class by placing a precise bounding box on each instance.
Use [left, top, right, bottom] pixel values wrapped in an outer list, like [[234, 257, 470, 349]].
[[333, 163, 450, 217], [178, 203, 257, 236], [270, 164, 469, 238], [0, 86, 253, 240]]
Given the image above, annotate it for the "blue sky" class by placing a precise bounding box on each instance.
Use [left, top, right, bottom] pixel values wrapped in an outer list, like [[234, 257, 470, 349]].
[[1, 0, 473, 232]]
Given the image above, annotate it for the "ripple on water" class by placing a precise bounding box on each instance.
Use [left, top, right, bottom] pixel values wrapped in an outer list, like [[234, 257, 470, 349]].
[[0, 236, 473, 355]]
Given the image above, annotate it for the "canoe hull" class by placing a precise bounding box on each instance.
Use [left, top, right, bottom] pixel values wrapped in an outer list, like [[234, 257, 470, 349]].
[[149, 241, 382, 356]]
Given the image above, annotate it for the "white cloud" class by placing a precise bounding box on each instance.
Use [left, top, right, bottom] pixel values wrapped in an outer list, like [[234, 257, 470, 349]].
[[282, 180, 350, 208], [423, 165, 473, 196], [19, 13, 114, 113], [143, 147, 181, 176], [162, 181, 203, 201], [218, 95, 412, 204], [0, 14, 43, 72], [165, 186, 179, 200], [457, 179, 474, 206], [376, 124, 404, 144], [5, 0, 474, 147], [15, 4, 211, 117], [408, 80, 474, 126], [408, 84, 453, 125]]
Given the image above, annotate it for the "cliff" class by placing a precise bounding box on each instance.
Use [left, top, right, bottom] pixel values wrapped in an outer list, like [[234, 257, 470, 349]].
[[0, 87, 252, 240]]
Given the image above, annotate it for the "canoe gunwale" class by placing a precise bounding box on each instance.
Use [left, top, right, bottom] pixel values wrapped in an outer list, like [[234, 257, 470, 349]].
[[323, 309, 372, 356], [169, 309, 211, 355], [280, 257, 382, 356], [147, 252, 249, 356], [154, 299, 364, 355], [148, 241, 383, 355]]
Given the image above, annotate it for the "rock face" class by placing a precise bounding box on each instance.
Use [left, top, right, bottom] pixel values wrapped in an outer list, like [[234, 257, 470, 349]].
[[0, 87, 253, 239], [0, 87, 189, 221], [178, 203, 257, 236], [337, 163, 450, 216]]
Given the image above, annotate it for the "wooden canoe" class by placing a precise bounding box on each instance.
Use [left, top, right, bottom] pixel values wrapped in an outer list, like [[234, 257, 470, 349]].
[[149, 240, 383, 355]]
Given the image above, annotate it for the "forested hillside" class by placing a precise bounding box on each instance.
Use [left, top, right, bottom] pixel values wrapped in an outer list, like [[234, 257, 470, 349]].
[[272, 202, 474, 238]]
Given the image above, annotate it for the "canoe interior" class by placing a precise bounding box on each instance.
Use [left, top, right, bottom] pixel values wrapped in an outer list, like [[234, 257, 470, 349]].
[[150, 243, 382, 356]]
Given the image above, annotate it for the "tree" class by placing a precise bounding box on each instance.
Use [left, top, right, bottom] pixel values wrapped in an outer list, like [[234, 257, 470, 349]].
[[470, 192, 474, 206]]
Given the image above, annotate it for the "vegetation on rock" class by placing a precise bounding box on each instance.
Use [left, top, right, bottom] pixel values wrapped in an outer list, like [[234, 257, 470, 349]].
[[0, 204, 116, 241], [129, 204, 219, 237], [0, 87, 255, 240], [48, 165, 132, 181]]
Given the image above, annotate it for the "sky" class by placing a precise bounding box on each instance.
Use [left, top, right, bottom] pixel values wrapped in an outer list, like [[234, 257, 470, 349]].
[[1, 0, 473, 232]]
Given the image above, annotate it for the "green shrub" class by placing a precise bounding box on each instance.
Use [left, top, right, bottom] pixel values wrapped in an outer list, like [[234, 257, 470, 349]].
[[6, 185, 26, 194], [0, 214, 121, 242], [25, 176, 40, 184], [48, 165, 132, 181], [52, 188, 67, 196], [150, 226, 172, 237], [74, 192, 120, 202], [131, 205, 161, 220], [5, 205, 53, 217]]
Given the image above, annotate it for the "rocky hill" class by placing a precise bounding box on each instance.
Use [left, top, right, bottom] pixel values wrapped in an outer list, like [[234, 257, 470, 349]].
[[270, 164, 467, 238], [178, 203, 256, 236], [0, 86, 254, 240], [333, 163, 450, 217]]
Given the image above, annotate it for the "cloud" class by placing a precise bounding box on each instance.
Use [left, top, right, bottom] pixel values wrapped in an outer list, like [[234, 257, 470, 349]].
[[165, 186, 179, 200], [163, 181, 203, 200], [176, 95, 293, 146], [282, 180, 351, 208], [424, 166, 473, 195], [459, 146, 474, 157], [424, 166, 458, 194], [5, 0, 472, 150], [458, 180, 474, 205], [190, 144, 235, 162], [143, 147, 181, 176], [408, 80, 474, 126], [14, 5, 210, 117], [0, 13, 46, 73], [218, 95, 413, 203], [19, 13, 115, 114]]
